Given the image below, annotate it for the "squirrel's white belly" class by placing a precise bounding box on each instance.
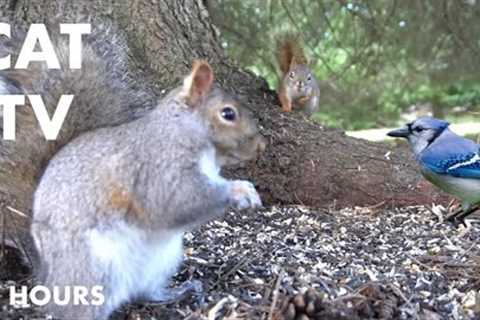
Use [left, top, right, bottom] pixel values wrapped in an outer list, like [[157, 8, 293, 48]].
[[87, 222, 184, 312]]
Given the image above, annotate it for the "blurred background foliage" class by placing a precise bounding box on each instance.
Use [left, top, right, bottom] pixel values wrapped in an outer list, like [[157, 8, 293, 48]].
[[208, 0, 480, 130]]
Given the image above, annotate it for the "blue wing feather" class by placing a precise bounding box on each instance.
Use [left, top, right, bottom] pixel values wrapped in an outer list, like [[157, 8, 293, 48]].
[[446, 155, 480, 178], [422, 152, 480, 179], [420, 130, 480, 179]]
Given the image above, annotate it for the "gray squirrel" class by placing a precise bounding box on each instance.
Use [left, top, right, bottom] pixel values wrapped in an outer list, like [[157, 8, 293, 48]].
[[0, 21, 155, 265], [2, 24, 265, 319], [32, 59, 264, 319]]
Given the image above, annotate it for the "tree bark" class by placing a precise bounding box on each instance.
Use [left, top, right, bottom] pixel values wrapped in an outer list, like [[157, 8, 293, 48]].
[[1, 0, 448, 232]]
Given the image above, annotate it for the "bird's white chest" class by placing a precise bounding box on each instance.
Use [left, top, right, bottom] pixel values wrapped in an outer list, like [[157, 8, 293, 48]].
[[88, 222, 184, 309], [422, 168, 480, 205]]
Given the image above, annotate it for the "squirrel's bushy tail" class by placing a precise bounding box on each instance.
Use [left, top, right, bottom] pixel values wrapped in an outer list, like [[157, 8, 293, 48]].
[[275, 33, 308, 75], [0, 21, 155, 270]]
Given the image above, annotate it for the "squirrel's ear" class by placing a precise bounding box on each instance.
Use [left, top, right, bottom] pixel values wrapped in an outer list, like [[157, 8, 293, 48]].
[[181, 60, 214, 108]]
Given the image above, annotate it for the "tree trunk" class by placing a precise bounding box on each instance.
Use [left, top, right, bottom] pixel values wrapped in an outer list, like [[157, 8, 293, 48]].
[[0, 0, 448, 262]]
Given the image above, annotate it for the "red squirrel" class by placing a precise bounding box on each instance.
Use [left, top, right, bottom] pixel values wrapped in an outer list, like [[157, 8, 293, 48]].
[[276, 34, 320, 115]]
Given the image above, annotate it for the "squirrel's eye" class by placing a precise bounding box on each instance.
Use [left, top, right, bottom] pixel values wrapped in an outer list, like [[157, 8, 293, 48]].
[[307, 75, 312, 81], [221, 107, 236, 122], [289, 71, 295, 78]]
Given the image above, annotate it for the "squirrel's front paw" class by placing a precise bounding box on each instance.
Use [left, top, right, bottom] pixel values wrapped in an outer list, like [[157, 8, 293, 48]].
[[228, 180, 262, 210]]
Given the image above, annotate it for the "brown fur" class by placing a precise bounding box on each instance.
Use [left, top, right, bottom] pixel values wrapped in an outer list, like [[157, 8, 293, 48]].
[[278, 87, 292, 112], [275, 33, 320, 115], [276, 33, 308, 75], [187, 60, 214, 107], [108, 183, 148, 225], [297, 95, 312, 106]]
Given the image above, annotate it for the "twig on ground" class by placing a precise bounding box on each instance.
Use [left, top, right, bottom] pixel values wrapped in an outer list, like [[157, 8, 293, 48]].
[[267, 268, 284, 320]]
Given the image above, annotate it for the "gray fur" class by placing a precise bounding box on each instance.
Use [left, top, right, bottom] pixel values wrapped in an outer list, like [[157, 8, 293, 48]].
[[0, 20, 264, 319], [32, 97, 262, 318], [0, 20, 155, 261]]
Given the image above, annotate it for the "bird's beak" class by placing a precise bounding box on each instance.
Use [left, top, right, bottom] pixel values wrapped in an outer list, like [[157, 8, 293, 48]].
[[387, 126, 410, 138]]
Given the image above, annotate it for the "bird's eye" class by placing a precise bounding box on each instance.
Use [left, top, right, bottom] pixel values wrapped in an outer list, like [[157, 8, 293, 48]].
[[413, 127, 424, 133], [289, 71, 295, 78], [221, 106, 237, 122]]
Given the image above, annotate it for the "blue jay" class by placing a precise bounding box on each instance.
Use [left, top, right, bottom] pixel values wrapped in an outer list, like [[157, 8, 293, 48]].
[[387, 117, 480, 223]]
